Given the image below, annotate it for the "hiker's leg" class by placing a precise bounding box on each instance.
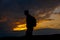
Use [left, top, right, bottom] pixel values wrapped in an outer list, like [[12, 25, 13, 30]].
[[26, 27, 33, 36]]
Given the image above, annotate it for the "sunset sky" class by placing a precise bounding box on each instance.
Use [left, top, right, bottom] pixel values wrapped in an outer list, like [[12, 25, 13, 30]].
[[0, 0, 60, 36]]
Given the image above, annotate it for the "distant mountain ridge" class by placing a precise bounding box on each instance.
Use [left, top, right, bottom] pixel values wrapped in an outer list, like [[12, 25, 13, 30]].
[[0, 28, 60, 37], [33, 28, 60, 35]]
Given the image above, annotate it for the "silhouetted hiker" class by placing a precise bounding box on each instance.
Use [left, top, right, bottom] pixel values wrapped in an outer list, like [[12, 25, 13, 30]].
[[24, 10, 36, 37]]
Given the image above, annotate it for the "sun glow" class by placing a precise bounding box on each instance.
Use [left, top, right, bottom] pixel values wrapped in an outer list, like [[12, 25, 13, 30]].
[[13, 24, 27, 31], [13, 6, 60, 31], [13, 20, 50, 31]]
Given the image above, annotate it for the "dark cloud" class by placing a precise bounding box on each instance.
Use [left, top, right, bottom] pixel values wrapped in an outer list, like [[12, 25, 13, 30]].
[[0, 0, 60, 16], [0, 0, 60, 10]]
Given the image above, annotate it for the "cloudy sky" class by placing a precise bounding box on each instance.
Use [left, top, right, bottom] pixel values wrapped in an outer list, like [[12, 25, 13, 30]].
[[0, 0, 60, 36]]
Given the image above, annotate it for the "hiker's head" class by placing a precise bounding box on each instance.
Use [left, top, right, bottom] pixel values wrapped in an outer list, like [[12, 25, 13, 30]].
[[24, 10, 29, 16]]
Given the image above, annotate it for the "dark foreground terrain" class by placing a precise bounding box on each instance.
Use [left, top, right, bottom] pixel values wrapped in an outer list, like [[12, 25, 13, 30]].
[[0, 28, 60, 40], [0, 34, 60, 40]]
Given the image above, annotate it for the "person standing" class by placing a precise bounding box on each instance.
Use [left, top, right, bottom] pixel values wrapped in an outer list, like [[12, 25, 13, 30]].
[[24, 10, 36, 37]]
